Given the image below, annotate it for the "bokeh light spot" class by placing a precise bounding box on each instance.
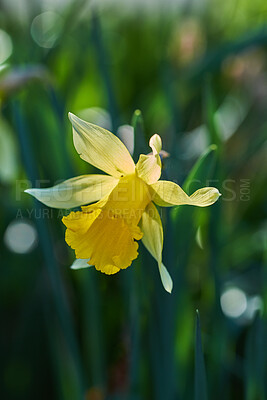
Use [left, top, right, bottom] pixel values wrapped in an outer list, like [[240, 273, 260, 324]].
[[220, 287, 247, 318], [31, 12, 63, 48], [78, 108, 112, 131], [4, 220, 38, 254], [0, 30, 13, 64]]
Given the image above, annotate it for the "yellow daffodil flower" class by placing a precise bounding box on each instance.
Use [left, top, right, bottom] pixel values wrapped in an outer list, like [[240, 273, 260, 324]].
[[25, 113, 221, 293]]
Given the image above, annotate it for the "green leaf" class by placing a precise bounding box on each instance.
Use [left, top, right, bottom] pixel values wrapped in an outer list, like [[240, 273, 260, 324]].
[[171, 145, 218, 294], [195, 310, 208, 400], [176, 144, 218, 200], [203, 79, 222, 148], [245, 313, 266, 400]]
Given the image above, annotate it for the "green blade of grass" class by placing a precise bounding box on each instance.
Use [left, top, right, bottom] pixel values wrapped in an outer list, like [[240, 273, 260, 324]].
[[79, 270, 106, 388], [170, 145, 218, 397], [132, 109, 147, 163], [203, 79, 222, 148], [182, 144, 218, 195], [91, 12, 120, 131], [171, 145, 218, 277], [245, 313, 266, 400], [195, 310, 208, 400]]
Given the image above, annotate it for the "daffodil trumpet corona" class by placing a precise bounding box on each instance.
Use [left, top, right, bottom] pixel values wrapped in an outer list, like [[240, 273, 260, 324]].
[[25, 112, 221, 293]]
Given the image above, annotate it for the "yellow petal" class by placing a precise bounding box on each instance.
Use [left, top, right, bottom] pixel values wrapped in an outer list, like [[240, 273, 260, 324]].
[[25, 175, 119, 209], [139, 202, 173, 293], [63, 209, 102, 235], [140, 202, 163, 262], [149, 134, 162, 155], [189, 187, 221, 206], [150, 180, 221, 207], [136, 134, 162, 185], [63, 209, 143, 275], [159, 264, 173, 294], [69, 113, 135, 178]]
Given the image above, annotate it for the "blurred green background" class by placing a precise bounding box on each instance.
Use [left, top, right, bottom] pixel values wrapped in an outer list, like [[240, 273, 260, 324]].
[[0, 0, 266, 399]]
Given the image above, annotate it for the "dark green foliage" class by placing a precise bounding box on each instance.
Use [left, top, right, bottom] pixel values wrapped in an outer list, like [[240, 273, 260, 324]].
[[0, 2, 266, 399], [195, 311, 208, 400]]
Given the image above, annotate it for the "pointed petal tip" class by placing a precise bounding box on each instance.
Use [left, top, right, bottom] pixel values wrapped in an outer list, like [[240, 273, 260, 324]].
[[159, 263, 173, 294], [213, 188, 222, 200], [209, 188, 221, 204], [166, 286, 173, 294], [68, 112, 77, 124], [70, 258, 92, 270], [163, 281, 173, 293]]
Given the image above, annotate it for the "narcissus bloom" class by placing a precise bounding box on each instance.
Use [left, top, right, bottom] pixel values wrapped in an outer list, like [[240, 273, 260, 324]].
[[25, 113, 220, 292]]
